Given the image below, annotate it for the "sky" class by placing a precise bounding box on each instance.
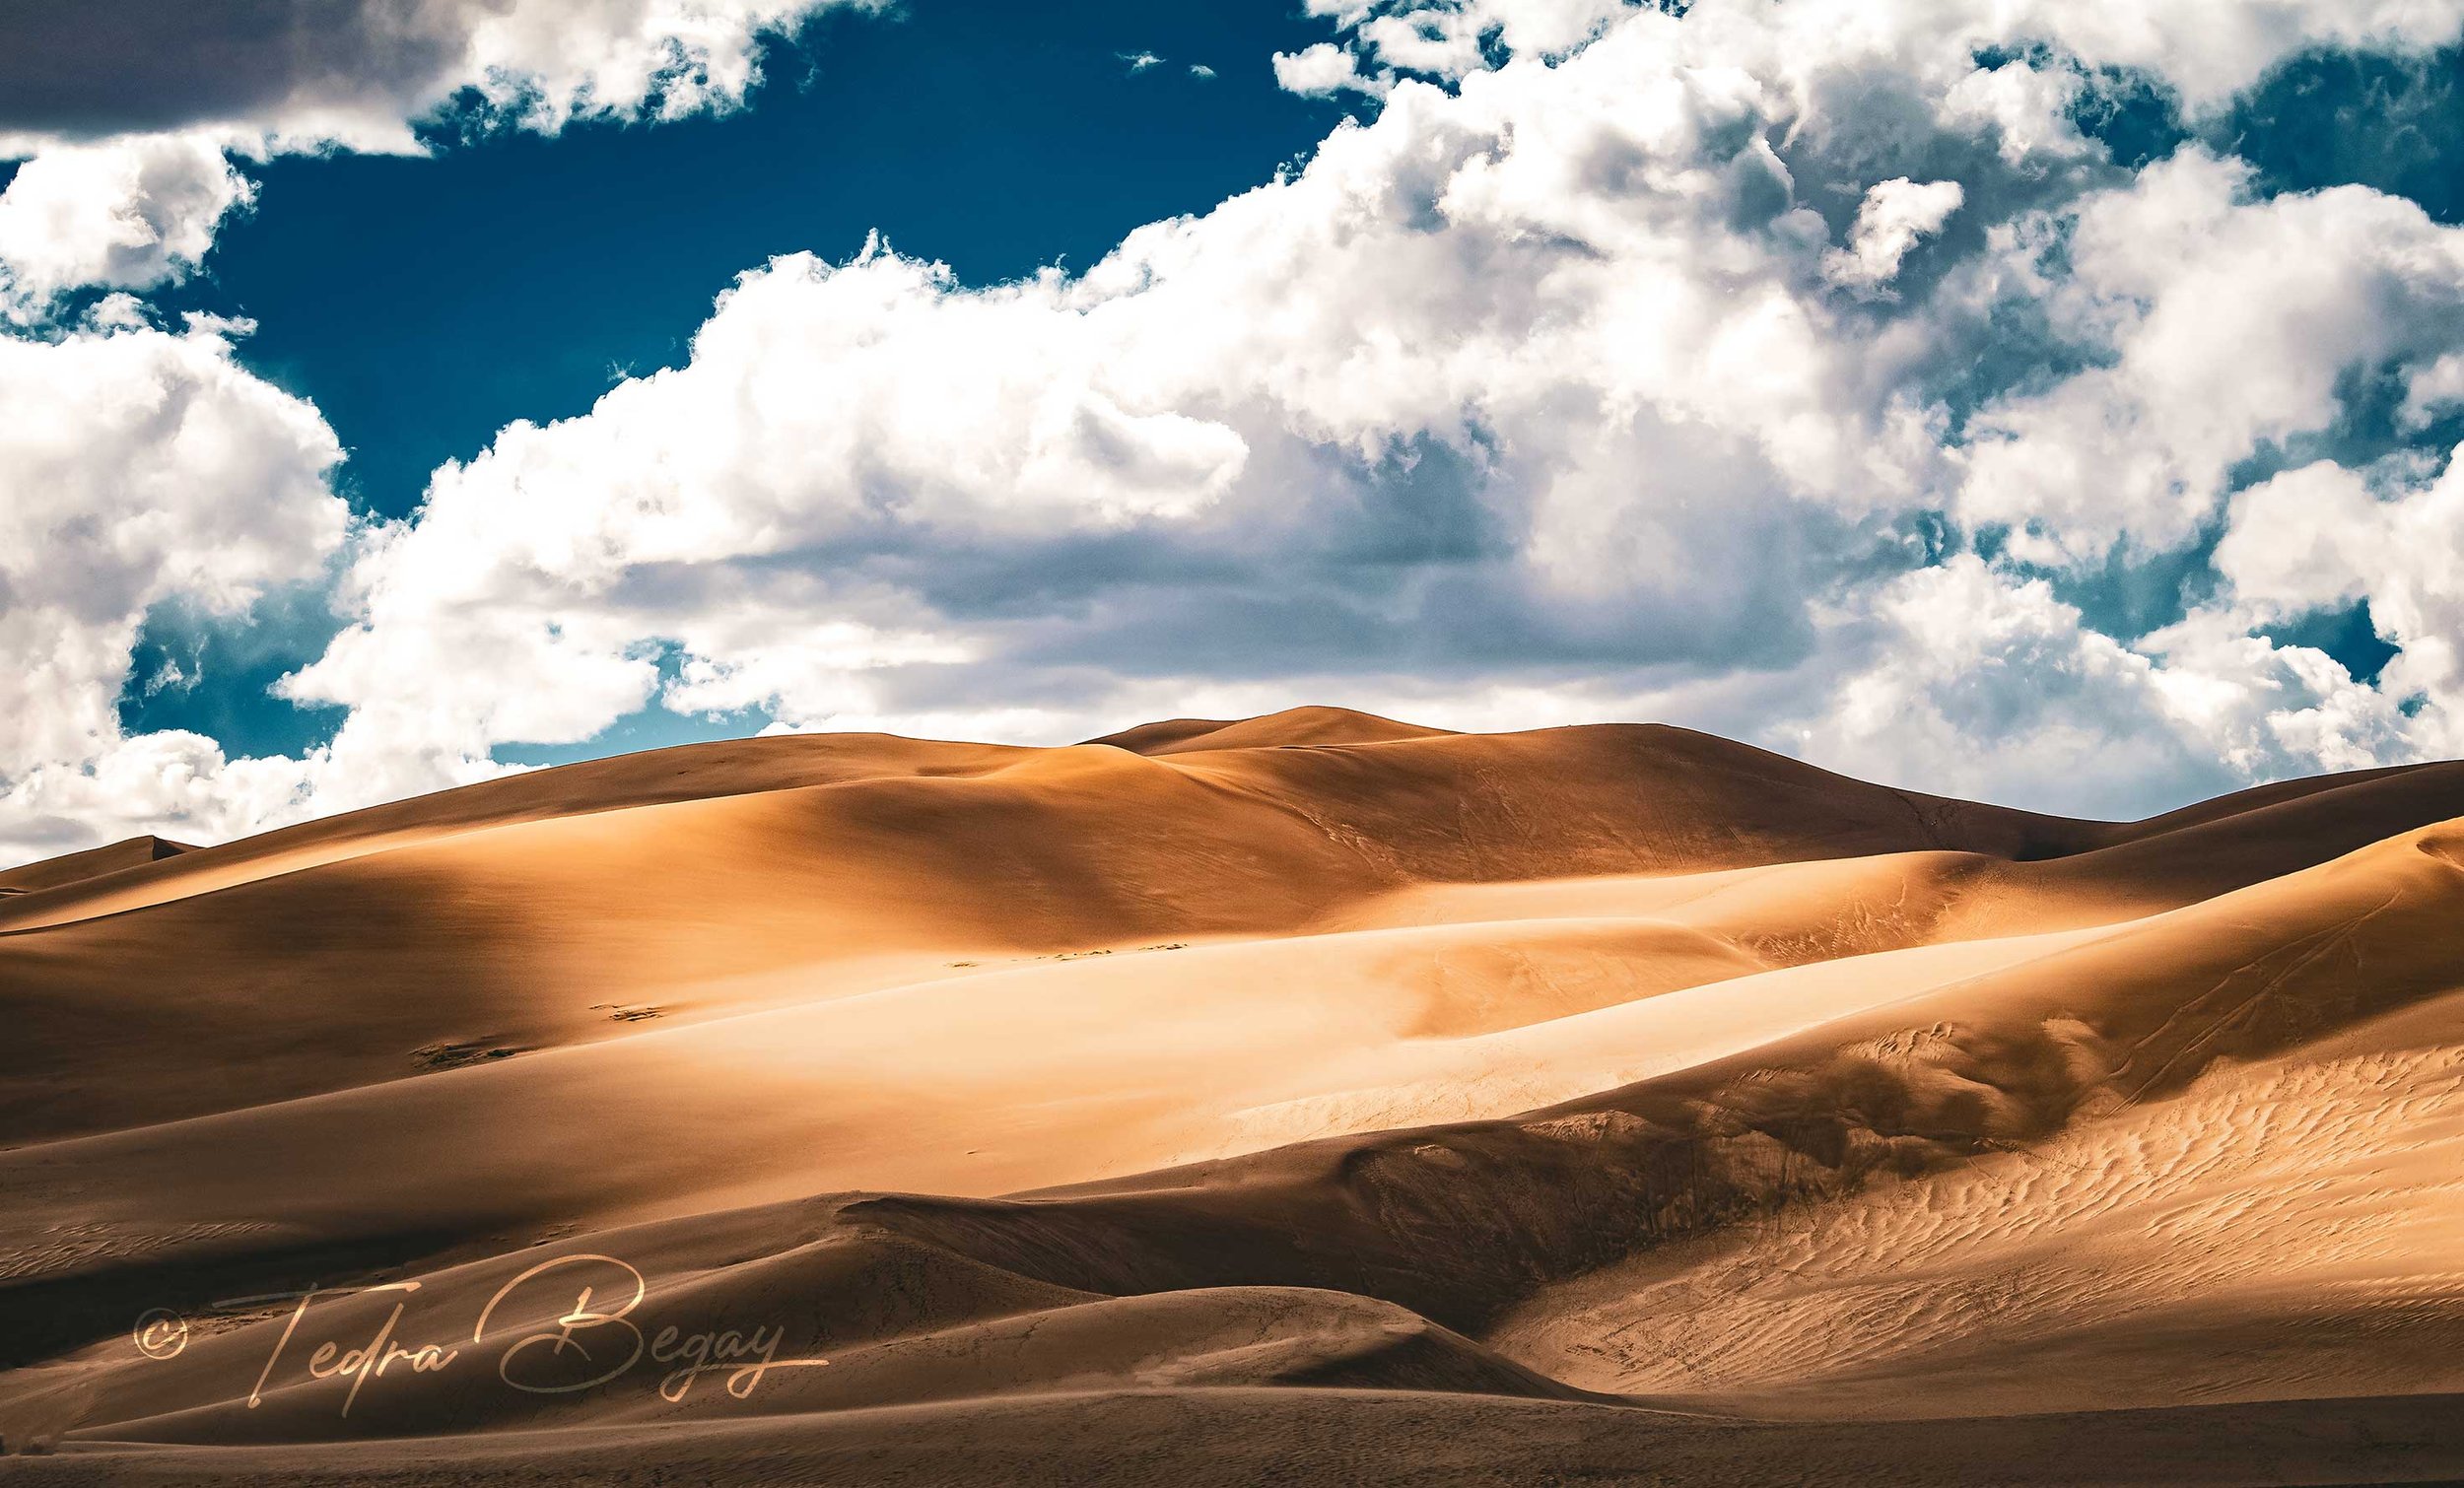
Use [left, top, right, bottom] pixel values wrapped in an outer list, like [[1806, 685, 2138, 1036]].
[[6, 0, 2464, 862]]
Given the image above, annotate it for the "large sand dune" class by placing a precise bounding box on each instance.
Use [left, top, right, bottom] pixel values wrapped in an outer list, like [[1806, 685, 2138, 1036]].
[[2, 710, 2461, 1483]]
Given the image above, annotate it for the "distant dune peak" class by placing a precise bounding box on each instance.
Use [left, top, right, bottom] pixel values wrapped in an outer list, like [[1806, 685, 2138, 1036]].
[[0, 833, 193, 895], [1084, 705, 1454, 755]]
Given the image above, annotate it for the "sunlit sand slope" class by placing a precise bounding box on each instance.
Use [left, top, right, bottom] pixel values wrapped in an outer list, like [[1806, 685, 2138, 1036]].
[[2, 710, 2461, 1484]]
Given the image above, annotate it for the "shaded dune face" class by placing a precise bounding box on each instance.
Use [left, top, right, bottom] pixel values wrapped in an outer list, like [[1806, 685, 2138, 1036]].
[[3, 708, 2463, 1483]]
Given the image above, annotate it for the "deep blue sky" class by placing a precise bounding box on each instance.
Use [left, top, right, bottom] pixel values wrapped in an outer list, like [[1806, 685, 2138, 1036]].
[[127, 0, 1355, 758]]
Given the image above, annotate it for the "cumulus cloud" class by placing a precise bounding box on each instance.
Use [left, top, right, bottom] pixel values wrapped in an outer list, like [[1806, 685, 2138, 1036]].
[[22, 0, 2464, 859], [1821, 177, 1962, 295], [0, 305, 358, 856], [1288, 0, 2464, 106], [1272, 42, 1390, 99], [1762, 559, 2230, 816], [0, 0, 875, 153], [1957, 149, 2464, 562], [1772, 556, 2421, 816], [1298, 0, 1637, 82], [279, 34, 1904, 769], [2211, 456, 2464, 757], [0, 0, 875, 317], [0, 135, 252, 314]]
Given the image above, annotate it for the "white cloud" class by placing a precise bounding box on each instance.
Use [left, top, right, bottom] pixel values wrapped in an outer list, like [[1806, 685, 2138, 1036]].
[[1763, 558, 2233, 816], [1957, 149, 2464, 563], [1287, 0, 2464, 109], [0, 136, 251, 314], [445, 0, 873, 138], [1821, 177, 1963, 295], [1, 0, 880, 157], [274, 32, 1913, 767], [1997, 0, 2464, 108], [2400, 350, 2464, 429], [2211, 455, 2464, 757], [0, 0, 878, 314], [1273, 42, 1391, 99], [1745, 554, 2423, 815], [0, 307, 358, 858], [1306, 1, 1641, 81]]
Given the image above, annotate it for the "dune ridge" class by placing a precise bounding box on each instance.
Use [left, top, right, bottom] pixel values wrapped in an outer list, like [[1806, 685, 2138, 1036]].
[[3, 709, 2461, 1484]]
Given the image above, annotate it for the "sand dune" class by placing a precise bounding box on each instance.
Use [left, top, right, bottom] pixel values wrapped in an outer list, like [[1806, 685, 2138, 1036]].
[[0, 836, 192, 898], [3, 710, 2461, 1483]]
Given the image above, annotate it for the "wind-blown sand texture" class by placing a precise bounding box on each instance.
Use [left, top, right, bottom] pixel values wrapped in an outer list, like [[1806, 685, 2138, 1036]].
[[3, 709, 2462, 1484]]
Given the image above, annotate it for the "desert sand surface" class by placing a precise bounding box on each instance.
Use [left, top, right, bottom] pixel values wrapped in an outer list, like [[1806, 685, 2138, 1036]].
[[3, 709, 2463, 1484]]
